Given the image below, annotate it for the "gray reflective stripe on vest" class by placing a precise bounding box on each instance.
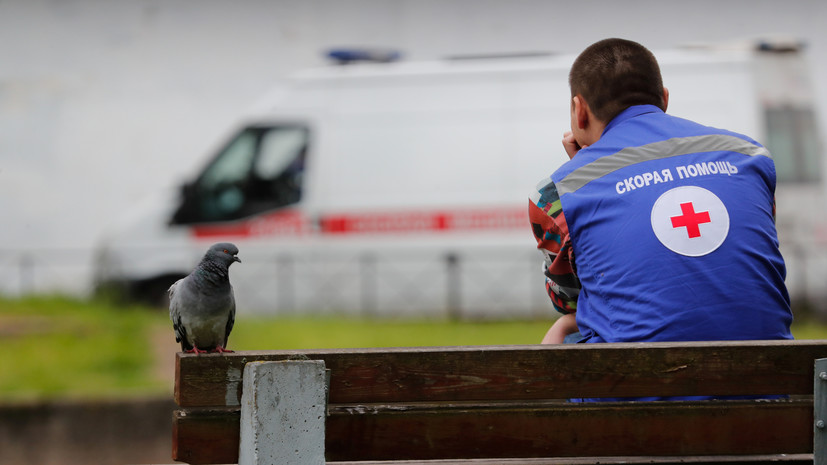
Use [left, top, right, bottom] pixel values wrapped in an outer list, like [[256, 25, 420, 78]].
[[556, 134, 771, 196]]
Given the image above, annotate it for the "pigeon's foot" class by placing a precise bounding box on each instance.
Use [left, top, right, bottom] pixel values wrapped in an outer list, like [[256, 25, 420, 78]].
[[213, 345, 234, 354], [185, 346, 208, 354]]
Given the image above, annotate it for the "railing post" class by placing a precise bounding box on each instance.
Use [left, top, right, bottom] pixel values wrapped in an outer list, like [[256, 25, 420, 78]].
[[239, 360, 327, 465], [815, 358, 827, 465], [19, 253, 34, 295], [445, 253, 461, 319]]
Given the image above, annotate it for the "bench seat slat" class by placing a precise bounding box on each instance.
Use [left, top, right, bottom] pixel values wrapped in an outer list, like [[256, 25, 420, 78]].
[[173, 399, 813, 464], [328, 454, 814, 465], [175, 341, 827, 408]]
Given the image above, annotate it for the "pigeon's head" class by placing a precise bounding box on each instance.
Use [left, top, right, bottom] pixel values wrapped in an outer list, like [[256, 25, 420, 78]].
[[205, 242, 241, 268]]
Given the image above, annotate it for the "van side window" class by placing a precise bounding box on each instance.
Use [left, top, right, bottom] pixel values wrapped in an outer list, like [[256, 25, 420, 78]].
[[172, 125, 309, 224], [764, 106, 822, 183]]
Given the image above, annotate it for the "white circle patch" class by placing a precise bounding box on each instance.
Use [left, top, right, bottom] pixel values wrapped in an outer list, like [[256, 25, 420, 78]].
[[650, 186, 729, 257]]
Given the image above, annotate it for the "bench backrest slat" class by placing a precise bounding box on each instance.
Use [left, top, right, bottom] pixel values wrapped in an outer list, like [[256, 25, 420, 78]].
[[175, 341, 827, 408]]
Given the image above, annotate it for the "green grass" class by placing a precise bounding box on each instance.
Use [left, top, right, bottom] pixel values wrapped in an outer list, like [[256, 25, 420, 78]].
[[231, 317, 553, 350], [2, 295, 827, 401], [0, 295, 168, 402]]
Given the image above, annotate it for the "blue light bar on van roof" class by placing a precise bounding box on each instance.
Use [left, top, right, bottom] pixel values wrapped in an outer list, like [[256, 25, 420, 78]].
[[756, 39, 805, 53], [326, 48, 402, 64]]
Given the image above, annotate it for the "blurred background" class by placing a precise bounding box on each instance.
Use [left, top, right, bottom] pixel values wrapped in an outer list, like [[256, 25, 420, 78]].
[[2, 1, 827, 463], [3, 0, 827, 309]]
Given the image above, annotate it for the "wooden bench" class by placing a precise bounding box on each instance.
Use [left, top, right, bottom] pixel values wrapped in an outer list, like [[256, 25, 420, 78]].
[[173, 340, 827, 464]]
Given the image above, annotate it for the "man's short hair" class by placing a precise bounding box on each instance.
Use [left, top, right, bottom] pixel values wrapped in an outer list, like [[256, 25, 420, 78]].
[[569, 38, 665, 123]]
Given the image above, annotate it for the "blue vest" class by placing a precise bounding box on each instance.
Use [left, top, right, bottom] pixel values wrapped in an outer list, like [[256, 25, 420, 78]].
[[552, 105, 792, 343]]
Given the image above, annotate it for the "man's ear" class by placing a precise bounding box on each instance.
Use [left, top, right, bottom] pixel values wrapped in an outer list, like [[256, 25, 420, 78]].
[[573, 95, 590, 130], [662, 87, 669, 112]]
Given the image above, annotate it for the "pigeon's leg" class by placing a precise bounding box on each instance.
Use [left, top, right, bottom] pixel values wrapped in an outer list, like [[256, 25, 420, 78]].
[[185, 345, 208, 354], [214, 345, 234, 354]]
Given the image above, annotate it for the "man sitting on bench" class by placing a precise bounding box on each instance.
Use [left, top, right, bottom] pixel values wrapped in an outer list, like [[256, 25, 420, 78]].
[[528, 39, 793, 386]]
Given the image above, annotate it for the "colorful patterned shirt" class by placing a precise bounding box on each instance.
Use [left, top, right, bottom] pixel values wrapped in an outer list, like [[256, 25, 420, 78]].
[[528, 177, 580, 315]]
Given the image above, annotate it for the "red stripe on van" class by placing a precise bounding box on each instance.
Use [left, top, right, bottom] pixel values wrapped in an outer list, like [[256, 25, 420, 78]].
[[191, 209, 310, 238], [320, 208, 526, 234], [191, 207, 525, 238]]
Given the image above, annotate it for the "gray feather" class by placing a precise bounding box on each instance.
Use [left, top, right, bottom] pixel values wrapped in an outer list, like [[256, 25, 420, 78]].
[[169, 242, 240, 352]]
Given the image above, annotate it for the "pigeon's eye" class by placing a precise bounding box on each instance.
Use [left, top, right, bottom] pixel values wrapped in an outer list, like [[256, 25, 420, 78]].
[[223, 249, 229, 254]]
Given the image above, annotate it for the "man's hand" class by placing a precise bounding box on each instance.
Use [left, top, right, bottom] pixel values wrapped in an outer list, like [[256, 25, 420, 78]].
[[563, 131, 587, 159]]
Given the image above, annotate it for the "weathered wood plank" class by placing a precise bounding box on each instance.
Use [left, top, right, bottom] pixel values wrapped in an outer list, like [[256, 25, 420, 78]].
[[173, 408, 239, 465], [175, 341, 827, 408], [173, 399, 813, 464]]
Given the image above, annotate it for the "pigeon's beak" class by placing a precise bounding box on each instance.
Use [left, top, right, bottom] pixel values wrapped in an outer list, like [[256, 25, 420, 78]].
[[234, 255, 242, 264]]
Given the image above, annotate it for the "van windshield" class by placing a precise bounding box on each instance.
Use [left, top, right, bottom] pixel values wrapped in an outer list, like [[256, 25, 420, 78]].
[[172, 125, 308, 224]]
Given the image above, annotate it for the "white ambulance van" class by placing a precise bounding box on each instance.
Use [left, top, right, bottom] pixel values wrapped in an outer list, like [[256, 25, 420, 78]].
[[94, 41, 825, 317]]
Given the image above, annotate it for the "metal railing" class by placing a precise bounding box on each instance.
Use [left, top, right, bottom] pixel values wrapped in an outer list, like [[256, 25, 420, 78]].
[[2, 245, 826, 318], [0, 248, 94, 297], [229, 249, 550, 319]]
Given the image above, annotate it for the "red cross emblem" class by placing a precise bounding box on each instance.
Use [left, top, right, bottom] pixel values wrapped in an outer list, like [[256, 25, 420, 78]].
[[651, 186, 729, 257], [670, 202, 711, 238]]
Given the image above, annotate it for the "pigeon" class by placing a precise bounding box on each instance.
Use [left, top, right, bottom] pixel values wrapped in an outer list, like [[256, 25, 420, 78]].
[[169, 242, 241, 354]]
